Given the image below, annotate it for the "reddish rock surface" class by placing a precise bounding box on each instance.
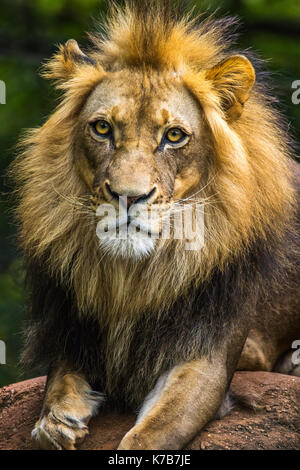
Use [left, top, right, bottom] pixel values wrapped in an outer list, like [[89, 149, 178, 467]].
[[0, 371, 299, 450]]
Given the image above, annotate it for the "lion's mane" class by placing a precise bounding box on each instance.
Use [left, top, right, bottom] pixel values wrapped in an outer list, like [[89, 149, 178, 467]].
[[11, 1, 299, 407]]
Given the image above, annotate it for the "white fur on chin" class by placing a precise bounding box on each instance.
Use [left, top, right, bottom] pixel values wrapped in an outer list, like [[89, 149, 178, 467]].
[[99, 231, 156, 259]]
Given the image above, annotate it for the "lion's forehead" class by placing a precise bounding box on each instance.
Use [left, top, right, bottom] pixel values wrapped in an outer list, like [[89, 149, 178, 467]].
[[82, 71, 202, 133]]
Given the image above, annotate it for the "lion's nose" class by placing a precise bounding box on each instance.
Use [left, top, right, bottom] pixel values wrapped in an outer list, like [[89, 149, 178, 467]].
[[104, 182, 157, 208]]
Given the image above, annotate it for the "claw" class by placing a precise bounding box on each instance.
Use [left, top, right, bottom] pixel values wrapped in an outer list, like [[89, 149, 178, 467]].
[[51, 410, 88, 430], [63, 415, 88, 429]]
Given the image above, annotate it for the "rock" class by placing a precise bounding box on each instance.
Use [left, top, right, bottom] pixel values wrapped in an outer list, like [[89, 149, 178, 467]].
[[0, 372, 299, 450]]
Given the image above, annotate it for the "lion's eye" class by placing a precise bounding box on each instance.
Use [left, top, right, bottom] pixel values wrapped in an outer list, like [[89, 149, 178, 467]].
[[93, 120, 112, 136], [165, 128, 186, 144]]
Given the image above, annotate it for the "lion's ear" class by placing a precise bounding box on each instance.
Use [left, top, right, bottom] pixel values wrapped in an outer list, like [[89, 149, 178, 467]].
[[42, 39, 96, 82], [205, 55, 255, 121]]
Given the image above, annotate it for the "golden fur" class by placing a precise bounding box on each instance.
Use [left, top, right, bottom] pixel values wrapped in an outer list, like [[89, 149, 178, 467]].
[[13, 4, 295, 321]]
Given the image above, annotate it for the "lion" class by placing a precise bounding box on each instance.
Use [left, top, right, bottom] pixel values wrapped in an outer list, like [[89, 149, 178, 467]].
[[11, 1, 300, 450]]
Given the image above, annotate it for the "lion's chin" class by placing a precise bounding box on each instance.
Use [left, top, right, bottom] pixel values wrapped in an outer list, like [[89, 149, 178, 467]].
[[98, 231, 156, 259]]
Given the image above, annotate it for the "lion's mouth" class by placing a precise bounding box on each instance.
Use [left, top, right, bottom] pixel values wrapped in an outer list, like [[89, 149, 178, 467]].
[[96, 202, 162, 238], [101, 217, 161, 238], [95, 213, 158, 259], [94, 205, 162, 258]]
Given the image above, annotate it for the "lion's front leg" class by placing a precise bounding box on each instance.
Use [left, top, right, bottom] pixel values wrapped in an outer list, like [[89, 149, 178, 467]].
[[32, 362, 104, 450], [118, 356, 228, 450]]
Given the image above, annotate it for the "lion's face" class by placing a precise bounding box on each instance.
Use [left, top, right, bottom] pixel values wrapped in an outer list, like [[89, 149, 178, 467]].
[[76, 70, 208, 258]]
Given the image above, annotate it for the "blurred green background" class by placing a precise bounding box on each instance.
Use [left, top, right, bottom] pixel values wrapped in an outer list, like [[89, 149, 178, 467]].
[[0, 0, 300, 387]]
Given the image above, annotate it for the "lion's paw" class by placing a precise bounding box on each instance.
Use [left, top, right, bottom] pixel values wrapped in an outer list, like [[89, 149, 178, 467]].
[[118, 426, 156, 450], [32, 404, 91, 450]]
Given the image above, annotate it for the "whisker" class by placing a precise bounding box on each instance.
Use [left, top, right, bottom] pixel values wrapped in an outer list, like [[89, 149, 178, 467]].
[[51, 184, 96, 219], [174, 174, 218, 204]]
